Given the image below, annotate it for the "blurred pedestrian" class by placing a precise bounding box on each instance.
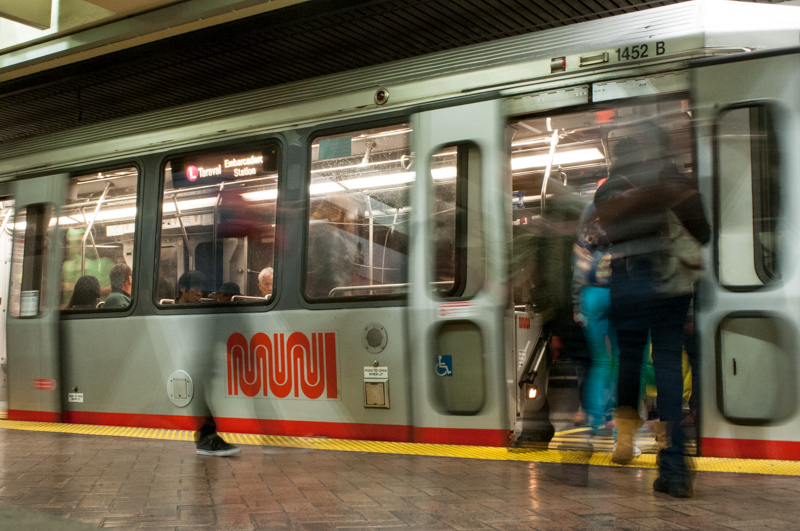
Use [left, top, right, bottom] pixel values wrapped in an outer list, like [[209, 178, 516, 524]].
[[572, 199, 617, 433], [595, 126, 709, 498]]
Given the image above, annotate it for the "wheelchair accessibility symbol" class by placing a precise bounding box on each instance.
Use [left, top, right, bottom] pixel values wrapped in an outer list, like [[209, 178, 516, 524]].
[[435, 355, 453, 377]]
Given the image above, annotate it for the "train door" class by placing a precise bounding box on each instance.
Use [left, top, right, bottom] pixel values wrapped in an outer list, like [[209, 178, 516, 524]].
[[0, 188, 13, 418], [6, 175, 67, 422], [692, 52, 800, 459], [408, 100, 513, 445]]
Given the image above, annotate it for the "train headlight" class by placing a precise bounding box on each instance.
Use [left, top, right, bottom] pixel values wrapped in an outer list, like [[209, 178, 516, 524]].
[[527, 386, 538, 399]]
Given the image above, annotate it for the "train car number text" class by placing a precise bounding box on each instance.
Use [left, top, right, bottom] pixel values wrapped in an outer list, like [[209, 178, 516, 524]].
[[616, 42, 665, 61]]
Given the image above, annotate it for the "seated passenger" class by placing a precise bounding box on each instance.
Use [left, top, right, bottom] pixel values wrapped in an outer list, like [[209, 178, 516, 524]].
[[104, 263, 132, 309], [176, 271, 207, 304], [67, 275, 101, 310], [258, 267, 273, 298], [215, 282, 241, 302]]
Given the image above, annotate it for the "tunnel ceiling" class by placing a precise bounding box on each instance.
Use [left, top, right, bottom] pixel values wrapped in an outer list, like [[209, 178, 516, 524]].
[[0, 0, 783, 145]]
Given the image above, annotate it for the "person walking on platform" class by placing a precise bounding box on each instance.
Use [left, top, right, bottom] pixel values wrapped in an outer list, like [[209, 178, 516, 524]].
[[176, 270, 241, 456], [595, 128, 708, 498]]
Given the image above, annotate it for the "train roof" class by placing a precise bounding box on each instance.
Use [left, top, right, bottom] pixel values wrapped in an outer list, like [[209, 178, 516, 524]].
[[1, 0, 799, 176]]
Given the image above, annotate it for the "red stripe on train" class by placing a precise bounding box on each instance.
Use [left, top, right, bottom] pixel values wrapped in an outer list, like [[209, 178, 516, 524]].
[[49, 411, 510, 447], [701, 437, 800, 461], [8, 410, 62, 422]]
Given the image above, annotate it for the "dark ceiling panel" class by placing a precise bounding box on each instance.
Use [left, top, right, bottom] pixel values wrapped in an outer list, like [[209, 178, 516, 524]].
[[0, 0, 781, 145]]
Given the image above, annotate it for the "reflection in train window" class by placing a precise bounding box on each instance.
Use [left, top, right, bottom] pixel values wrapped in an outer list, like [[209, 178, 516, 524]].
[[716, 104, 781, 288], [59, 168, 138, 311], [305, 124, 459, 299], [158, 146, 279, 306]]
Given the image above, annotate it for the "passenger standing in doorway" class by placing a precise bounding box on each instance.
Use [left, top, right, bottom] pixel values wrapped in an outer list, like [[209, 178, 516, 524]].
[[572, 199, 618, 433], [104, 263, 132, 309], [176, 270, 240, 456], [258, 267, 273, 298], [595, 128, 708, 498]]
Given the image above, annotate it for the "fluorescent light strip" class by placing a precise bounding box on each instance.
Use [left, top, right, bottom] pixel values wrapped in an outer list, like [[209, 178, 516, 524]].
[[311, 159, 403, 174], [512, 148, 604, 170], [241, 189, 278, 201]]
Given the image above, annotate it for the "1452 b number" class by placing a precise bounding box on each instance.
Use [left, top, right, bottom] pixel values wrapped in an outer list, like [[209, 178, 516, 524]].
[[616, 42, 666, 61]]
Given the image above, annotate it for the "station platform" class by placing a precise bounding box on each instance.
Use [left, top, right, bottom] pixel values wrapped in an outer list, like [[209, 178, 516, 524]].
[[0, 421, 799, 530]]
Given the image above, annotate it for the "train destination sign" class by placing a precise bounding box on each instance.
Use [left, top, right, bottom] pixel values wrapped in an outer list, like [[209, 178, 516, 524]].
[[171, 151, 277, 189]]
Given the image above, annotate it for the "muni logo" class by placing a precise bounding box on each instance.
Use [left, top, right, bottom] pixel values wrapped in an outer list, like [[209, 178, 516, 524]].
[[518, 316, 531, 330], [226, 332, 338, 399]]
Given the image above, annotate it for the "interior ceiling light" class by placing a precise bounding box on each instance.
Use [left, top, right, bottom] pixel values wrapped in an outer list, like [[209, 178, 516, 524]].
[[512, 148, 604, 170], [241, 189, 278, 201]]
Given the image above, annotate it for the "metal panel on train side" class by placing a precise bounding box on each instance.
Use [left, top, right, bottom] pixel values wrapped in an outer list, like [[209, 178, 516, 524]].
[[60, 307, 410, 439], [408, 100, 512, 445], [7, 175, 67, 422], [692, 52, 800, 458]]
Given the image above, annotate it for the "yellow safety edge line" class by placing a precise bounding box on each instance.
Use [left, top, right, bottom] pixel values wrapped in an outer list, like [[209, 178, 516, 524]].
[[0, 419, 797, 477]]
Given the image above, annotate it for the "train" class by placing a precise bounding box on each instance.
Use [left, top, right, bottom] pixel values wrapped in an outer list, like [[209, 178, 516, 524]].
[[0, 0, 799, 460]]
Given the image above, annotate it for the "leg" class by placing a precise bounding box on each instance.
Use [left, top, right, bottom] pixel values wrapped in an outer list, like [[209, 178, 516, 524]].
[[580, 287, 614, 429], [612, 328, 649, 463], [650, 295, 692, 496]]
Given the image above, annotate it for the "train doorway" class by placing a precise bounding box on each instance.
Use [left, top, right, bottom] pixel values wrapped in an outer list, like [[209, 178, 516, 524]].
[[508, 96, 698, 451]]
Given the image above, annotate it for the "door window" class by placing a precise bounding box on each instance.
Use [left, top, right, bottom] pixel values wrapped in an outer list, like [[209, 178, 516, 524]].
[[715, 104, 781, 289]]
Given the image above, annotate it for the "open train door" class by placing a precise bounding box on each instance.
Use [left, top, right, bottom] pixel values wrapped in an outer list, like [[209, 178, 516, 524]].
[[408, 100, 513, 446], [692, 50, 800, 459], [6, 175, 67, 422]]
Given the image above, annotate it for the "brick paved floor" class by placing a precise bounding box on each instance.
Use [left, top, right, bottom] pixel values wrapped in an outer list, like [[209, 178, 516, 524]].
[[1, 429, 800, 530]]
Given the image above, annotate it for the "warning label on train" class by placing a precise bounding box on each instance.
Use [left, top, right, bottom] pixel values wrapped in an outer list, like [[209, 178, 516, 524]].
[[438, 301, 477, 318], [364, 367, 388, 379]]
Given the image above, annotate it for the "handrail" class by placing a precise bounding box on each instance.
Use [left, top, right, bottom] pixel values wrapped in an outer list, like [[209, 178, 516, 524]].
[[328, 281, 453, 297], [231, 295, 268, 302], [171, 196, 192, 269], [81, 183, 110, 275]]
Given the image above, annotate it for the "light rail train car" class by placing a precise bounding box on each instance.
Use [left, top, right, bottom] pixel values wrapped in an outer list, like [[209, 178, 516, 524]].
[[0, 0, 799, 459]]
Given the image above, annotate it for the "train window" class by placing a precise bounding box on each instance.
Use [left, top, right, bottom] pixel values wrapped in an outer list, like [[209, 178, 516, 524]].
[[717, 315, 796, 424], [715, 104, 781, 289], [10, 203, 50, 318], [158, 146, 279, 306], [306, 125, 461, 299], [59, 168, 139, 312], [306, 125, 411, 299]]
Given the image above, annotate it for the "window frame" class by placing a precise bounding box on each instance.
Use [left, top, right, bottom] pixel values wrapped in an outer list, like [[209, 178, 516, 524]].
[[59, 161, 144, 319], [712, 99, 783, 292], [154, 138, 284, 312]]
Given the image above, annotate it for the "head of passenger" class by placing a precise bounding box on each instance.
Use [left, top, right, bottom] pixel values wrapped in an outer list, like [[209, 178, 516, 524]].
[[109, 263, 132, 295], [216, 282, 241, 302], [177, 271, 207, 304], [258, 267, 273, 297], [68, 275, 101, 309]]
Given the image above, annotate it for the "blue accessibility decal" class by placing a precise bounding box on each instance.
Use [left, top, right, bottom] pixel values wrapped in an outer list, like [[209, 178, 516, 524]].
[[435, 355, 453, 377]]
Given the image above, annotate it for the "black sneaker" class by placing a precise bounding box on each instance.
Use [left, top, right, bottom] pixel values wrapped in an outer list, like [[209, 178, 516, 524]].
[[196, 434, 241, 456], [653, 476, 692, 498]]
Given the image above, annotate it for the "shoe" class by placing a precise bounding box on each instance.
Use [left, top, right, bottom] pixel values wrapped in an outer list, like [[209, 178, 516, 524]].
[[613, 442, 641, 458], [196, 434, 241, 456], [573, 408, 586, 427], [612, 407, 643, 465], [653, 476, 692, 498]]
